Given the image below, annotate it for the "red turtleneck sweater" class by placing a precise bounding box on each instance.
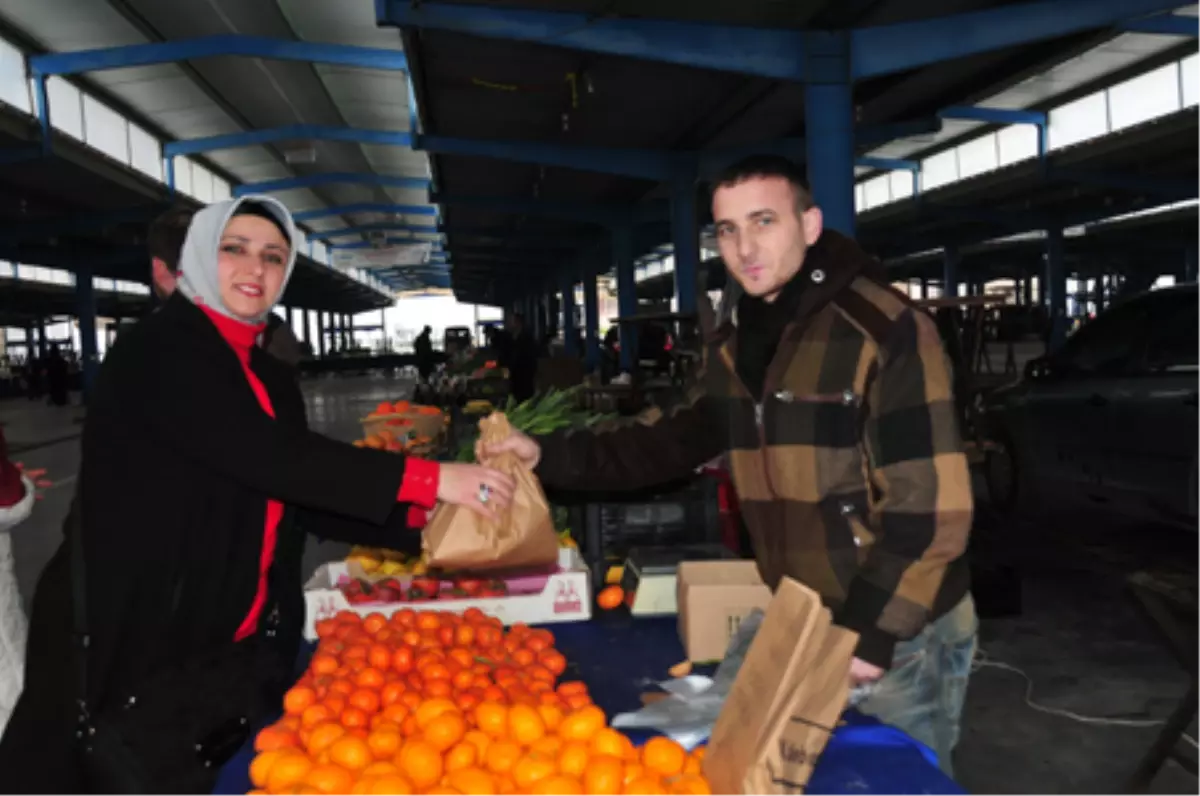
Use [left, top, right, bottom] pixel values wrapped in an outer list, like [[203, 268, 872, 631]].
[[200, 306, 438, 642]]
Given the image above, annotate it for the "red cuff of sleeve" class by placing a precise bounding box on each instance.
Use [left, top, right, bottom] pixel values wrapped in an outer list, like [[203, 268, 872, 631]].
[[406, 506, 429, 529], [397, 458, 439, 509]]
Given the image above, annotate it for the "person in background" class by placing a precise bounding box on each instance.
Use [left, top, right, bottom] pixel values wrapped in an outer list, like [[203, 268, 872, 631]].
[[502, 312, 539, 404], [149, 205, 303, 369], [0, 428, 35, 739], [485, 155, 976, 776], [43, 345, 68, 407], [0, 197, 516, 792], [414, 325, 435, 384]]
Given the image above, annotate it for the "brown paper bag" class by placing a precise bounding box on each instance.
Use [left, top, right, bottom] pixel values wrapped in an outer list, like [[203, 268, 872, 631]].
[[421, 412, 559, 572], [703, 577, 859, 794]]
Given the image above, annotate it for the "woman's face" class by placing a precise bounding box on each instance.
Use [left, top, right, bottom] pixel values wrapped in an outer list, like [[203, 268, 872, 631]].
[[217, 214, 290, 321]]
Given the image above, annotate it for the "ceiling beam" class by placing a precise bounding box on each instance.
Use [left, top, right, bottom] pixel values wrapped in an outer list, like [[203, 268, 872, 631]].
[[234, 172, 431, 196]]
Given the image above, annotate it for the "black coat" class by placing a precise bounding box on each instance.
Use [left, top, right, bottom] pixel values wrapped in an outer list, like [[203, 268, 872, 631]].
[[0, 295, 422, 792]]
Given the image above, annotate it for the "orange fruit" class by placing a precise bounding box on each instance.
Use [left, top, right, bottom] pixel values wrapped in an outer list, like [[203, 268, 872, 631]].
[[323, 695, 347, 717], [249, 750, 285, 789], [305, 722, 347, 757], [591, 728, 634, 760], [583, 754, 625, 795], [397, 739, 444, 790], [641, 737, 686, 778], [539, 650, 568, 676], [300, 703, 333, 729], [447, 766, 497, 796], [484, 740, 523, 775], [284, 686, 319, 716], [682, 754, 702, 776], [669, 774, 712, 794], [414, 698, 458, 730], [349, 688, 382, 715], [255, 725, 300, 752], [559, 706, 606, 743], [328, 735, 373, 771], [462, 729, 492, 760], [596, 585, 624, 610], [356, 667, 386, 690], [424, 679, 454, 699], [530, 735, 564, 758], [474, 701, 508, 738], [507, 703, 547, 745], [531, 774, 585, 794], [624, 777, 669, 794], [557, 740, 591, 778], [340, 707, 370, 729], [537, 705, 564, 734], [363, 613, 389, 634], [512, 753, 559, 789], [368, 774, 414, 794], [622, 762, 646, 786], [425, 788, 460, 795], [564, 693, 593, 711], [445, 740, 479, 772], [424, 711, 467, 752], [366, 727, 403, 759], [362, 761, 400, 777], [266, 751, 314, 793], [304, 762, 355, 795], [311, 653, 340, 676]]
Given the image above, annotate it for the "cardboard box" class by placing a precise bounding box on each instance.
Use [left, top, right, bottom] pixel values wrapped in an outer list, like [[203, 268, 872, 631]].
[[303, 547, 591, 640], [703, 577, 859, 794], [676, 560, 772, 662]]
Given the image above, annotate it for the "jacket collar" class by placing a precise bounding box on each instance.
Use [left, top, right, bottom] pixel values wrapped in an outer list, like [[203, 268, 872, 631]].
[[709, 229, 882, 343]]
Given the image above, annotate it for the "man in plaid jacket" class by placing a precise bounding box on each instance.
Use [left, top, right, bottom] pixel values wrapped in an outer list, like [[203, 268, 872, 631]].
[[487, 155, 977, 775]]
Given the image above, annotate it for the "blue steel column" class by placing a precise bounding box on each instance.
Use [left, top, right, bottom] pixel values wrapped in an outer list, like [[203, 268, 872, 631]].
[[943, 245, 960, 299], [560, 270, 578, 357], [36, 321, 47, 358], [75, 265, 99, 398], [1045, 227, 1067, 350], [612, 225, 638, 373], [804, 32, 856, 237], [671, 168, 699, 314], [582, 266, 600, 373]]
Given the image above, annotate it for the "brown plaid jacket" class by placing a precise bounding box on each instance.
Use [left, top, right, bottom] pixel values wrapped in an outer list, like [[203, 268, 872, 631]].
[[537, 231, 972, 666]]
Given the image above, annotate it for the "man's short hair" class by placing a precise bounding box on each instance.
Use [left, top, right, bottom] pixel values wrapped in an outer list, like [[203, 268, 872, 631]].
[[147, 206, 196, 274], [710, 155, 815, 212]]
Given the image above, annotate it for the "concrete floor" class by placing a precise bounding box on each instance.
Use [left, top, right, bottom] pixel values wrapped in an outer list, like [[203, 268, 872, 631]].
[[2, 376, 1196, 794]]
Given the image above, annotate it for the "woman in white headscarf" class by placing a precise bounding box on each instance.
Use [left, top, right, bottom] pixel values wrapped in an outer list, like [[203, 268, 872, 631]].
[[0, 197, 514, 793]]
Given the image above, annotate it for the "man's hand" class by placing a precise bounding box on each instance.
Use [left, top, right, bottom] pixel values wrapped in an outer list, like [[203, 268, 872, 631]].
[[478, 429, 542, 470], [849, 656, 886, 686]]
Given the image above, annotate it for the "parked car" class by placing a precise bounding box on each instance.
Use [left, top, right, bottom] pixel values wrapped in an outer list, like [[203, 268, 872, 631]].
[[981, 283, 1197, 528]]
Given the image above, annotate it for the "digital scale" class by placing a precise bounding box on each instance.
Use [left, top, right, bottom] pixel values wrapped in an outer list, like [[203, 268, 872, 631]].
[[618, 544, 737, 617]]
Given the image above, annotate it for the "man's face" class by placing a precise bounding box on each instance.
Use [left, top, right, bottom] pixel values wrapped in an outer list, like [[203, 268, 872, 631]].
[[712, 175, 823, 302], [151, 258, 178, 301]]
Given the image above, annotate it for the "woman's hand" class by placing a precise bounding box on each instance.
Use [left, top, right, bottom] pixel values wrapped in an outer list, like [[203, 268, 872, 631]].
[[436, 463, 516, 520], [477, 429, 542, 469]]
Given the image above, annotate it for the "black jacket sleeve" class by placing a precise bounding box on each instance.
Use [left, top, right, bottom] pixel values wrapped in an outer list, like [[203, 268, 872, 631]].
[[534, 383, 725, 492], [298, 504, 423, 555], [118, 337, 411, 528]]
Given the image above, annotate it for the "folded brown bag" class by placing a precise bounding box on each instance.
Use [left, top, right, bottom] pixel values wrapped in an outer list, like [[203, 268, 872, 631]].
[[422, 412, 559, 572]]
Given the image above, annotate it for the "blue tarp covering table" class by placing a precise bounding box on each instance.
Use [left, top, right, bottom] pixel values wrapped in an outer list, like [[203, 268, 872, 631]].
[[216, 614, 963, 795]]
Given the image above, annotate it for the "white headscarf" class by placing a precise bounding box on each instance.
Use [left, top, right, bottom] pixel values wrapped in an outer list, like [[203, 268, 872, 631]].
[[175, 195, 299, 324]]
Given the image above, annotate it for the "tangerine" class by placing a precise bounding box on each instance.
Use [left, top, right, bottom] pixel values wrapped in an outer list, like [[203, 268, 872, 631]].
[[559, 705, 606, 742], [641, 737, 686, 777], [305, 722, 347, 757], [447, 766, 497, 796], [424, 711, 467, 752], [583, 754, 625, 795], [340, 707, 370, 729], [361, 761, 400, 777], [512, 753, 558, 789], [366, 727, 403, 759], [557, 740, 591, 778], [310, 653, 340, 676], [484, 740, 523, 775], [283, 686, 318, 716], [531, 774, 585, 794], [592, 728, 636, 760], [304, 763, 355, 795], [396, 739, 444, 790], [249, 750, 285, 789], [462, 729, 492, 760], [328, 735, 373, 771], [266, 751, 314, 793], [624, 777, 669, 795], [669, 774, 712, 795], [445, 740, 479, 772], [348, 688, 381, 714], [368, 774, 415, 795], [474, 701, 508, 738], [507, 703, 547, 745], [255, 725, 299, 752]]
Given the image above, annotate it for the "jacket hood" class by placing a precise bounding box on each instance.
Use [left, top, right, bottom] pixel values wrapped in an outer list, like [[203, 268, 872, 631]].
[[175, 195, 298, 324]]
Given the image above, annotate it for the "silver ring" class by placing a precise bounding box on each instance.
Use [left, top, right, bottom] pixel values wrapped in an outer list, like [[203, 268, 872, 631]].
[[478, 483, 492, 504]]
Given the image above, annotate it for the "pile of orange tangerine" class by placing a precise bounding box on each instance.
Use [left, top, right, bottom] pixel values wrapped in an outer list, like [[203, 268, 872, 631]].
[[248, 608, 711, 795]]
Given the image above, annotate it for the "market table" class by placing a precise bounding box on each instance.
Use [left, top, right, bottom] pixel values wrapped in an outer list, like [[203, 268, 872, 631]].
[[215, 614, 963, 795]]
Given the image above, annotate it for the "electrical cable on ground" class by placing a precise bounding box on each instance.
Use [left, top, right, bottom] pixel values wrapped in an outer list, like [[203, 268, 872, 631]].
[[974, 648, 1200, 753]]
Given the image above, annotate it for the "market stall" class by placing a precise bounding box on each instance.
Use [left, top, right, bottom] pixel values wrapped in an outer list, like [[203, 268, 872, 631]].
[[217, 401, 965, 795]]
